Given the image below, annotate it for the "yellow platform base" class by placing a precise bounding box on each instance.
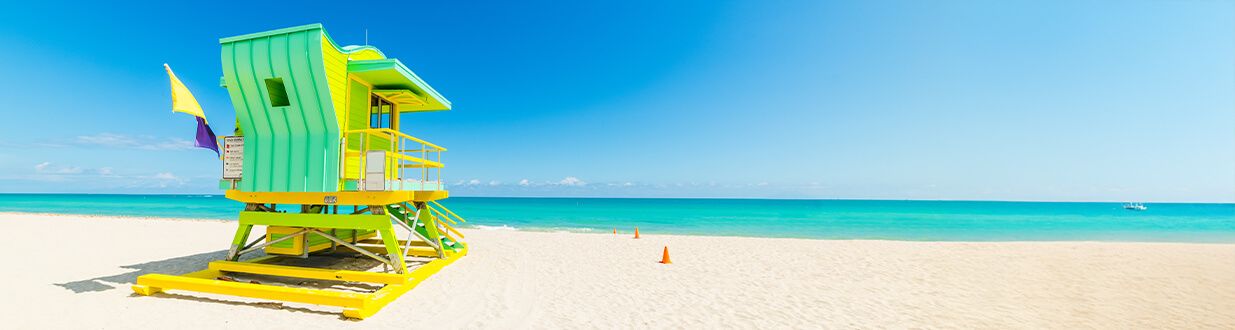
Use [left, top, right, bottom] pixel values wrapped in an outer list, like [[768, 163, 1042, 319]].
[[132, 248, 466, 319]]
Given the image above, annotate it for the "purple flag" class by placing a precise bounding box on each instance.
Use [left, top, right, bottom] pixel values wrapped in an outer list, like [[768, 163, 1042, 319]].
[[194, 116, 220, 156]]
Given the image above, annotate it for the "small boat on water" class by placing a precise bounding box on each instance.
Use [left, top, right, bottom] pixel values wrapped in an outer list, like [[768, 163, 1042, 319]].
[[1123, 202, 1147, 211]]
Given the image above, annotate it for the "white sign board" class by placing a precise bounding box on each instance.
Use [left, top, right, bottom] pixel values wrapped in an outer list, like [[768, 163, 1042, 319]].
[[222, 136, 244, 180]]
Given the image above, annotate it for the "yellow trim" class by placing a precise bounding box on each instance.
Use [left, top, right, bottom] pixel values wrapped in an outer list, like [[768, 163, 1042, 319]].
[[348, 73, 374, 88], [347, 128, 446, 151], [339, 127, 447, 188], [225, 189, 449, 204], [373, 89, 427, 109], [343, 150, 443, 168]]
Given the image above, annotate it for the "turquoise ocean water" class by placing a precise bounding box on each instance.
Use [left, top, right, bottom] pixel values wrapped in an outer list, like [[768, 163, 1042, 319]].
[[1, 194, 1232, 242]]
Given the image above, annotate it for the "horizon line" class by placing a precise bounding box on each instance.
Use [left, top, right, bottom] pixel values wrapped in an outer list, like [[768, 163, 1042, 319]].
[[0, 192, 1230, 205]]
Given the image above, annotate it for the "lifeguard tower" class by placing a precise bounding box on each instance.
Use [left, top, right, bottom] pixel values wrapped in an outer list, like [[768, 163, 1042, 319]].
[[132, 24, 467, 319]]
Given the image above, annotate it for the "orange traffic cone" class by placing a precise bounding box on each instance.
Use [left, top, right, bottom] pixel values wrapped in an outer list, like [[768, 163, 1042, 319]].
[[634, 227, 641, 239], [659, 246, 672, 264]]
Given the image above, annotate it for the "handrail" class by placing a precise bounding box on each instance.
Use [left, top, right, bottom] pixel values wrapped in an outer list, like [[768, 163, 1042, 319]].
[[341, 128, 446, 191], [345, 128, 446, 152], [427, 205, 457, 225], [430, 201, 467, 223], [342, 151, 441, 168], [426, 206, 465, 239]]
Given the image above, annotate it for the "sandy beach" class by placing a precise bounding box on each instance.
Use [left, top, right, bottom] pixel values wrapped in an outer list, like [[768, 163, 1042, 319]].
[[1, 212, 1232, 328]]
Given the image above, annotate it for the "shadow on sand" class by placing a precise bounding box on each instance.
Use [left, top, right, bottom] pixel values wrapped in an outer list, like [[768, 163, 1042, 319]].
[[55, 250, 229, 293], [136, 291, 349, 318], [54, 250, 405, 319]]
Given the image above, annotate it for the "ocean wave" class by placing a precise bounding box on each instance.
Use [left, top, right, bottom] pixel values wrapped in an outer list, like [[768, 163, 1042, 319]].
[[546, 227, 594, 233], [468, 224, 596, 234], [473, 224, 518, 231]]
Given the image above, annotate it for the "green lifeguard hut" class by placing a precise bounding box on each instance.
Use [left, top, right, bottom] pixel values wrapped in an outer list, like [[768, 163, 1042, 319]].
[[133, 24, 468, 319]]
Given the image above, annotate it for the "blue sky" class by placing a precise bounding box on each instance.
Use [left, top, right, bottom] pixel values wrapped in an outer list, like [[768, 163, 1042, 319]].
[[0, 0, 1232, 202]]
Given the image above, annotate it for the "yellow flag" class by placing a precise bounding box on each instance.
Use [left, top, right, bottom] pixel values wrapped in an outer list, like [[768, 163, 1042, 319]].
[[164, 63, 207, 123]]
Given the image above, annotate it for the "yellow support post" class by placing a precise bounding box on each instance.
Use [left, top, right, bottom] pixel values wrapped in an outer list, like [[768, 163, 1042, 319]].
[[376, 227, 408, 272]]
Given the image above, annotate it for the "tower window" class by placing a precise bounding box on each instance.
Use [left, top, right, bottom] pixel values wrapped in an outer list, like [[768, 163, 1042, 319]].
[[370, 94, 394, 129], [264, 78, 290, 107]]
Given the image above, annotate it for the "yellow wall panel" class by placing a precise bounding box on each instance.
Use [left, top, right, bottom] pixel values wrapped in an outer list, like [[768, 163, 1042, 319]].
[[321, 36, 349, 132]]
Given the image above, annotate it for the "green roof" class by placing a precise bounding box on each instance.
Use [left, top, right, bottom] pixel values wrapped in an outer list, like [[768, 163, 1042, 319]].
[[219, 23, 323, 44], [348, 59, 451, 112]]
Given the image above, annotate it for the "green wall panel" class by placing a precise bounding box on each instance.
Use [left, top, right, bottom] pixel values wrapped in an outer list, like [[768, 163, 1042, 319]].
[[220, 25, 341, 193]]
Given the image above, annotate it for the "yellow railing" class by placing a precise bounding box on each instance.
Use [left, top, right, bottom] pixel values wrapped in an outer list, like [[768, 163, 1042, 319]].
[[341, 128, 446, 191]]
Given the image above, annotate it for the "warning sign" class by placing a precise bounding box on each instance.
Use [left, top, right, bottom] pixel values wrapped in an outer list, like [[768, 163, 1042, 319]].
[[222, 136, 244, 180]]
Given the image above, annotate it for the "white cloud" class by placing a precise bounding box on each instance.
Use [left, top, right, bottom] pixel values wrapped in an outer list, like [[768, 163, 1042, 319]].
[[149, 139, 196, 150], [557, 176, 585, 186], [15, 161, 197, 190], [34, 162, 84, 174], [518, 179, 530, 186], [466, 179, 482, 186], [25, 162, 188, 188], [488, 180, 501, 186], [73, 133, 195, 151], [135, 172, 188, 188], [75, 133, 138, 148], [153, 172, 179, 180]]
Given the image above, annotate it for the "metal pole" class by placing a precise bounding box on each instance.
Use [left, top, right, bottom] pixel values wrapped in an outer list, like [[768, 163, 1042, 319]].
[[308, 229, 398, 272], [391, 208, 438, 250], [239, 234, 268, 252]]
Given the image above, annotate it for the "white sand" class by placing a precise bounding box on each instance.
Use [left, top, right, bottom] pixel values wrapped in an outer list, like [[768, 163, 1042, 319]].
[[1, 212, 1233, 329]]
